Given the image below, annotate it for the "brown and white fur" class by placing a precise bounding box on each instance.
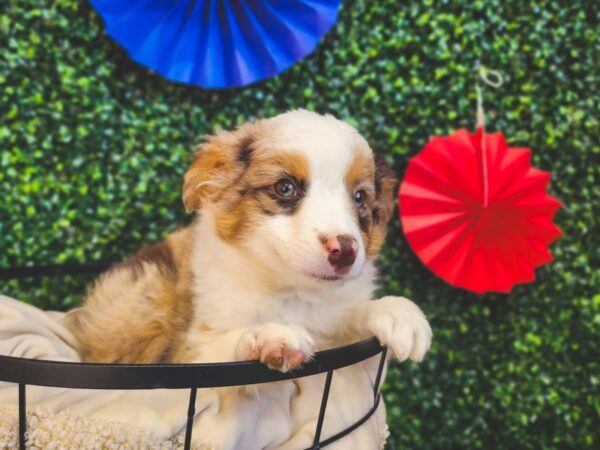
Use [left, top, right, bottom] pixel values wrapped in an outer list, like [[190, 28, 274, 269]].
[[66, 110, 432, 449]]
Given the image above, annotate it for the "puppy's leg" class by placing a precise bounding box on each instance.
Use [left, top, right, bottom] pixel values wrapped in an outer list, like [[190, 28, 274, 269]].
[[235, 323, 315, 372], [187, 324, 314, 449], [350, 296, 432, 362]]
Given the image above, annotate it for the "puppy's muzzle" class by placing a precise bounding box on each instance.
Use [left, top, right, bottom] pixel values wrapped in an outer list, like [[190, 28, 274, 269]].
[[324, 234, 358, 273]]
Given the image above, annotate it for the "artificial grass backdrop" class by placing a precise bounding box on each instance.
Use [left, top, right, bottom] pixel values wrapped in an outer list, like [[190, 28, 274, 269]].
[[1, 1, 598, 448]]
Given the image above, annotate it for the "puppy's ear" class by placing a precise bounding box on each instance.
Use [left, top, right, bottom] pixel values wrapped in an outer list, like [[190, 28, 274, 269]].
[[373, 154, 397, 224], [182, 130, 254, 213], [368, 153, 398, 255]]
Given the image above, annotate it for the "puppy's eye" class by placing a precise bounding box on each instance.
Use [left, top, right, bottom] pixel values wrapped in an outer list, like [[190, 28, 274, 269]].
[[274, 179, 298, 199], [354, 190, 366, 207]]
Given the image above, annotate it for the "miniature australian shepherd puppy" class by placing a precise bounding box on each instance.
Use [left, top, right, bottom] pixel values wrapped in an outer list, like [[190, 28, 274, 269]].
[[66, 109, 432, 449]]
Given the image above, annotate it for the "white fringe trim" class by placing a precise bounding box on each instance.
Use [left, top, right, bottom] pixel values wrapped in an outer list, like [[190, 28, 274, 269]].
[[0, 407, 186, 450]]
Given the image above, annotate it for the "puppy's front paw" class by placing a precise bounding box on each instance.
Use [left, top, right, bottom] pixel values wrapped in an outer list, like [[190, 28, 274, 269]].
[[366, 296, 432, 362], [235, 323, 315, 372]]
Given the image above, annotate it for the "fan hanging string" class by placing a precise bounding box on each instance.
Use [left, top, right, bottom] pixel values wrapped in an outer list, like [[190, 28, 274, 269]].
[[475, 65, 503, 207]]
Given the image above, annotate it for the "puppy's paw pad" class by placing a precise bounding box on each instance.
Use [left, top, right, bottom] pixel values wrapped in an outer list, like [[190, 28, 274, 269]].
[[262, 347, 307, 371], [284, 349, 306, 370], [236, 323, 314, 372], [261, 344, 284, 369]]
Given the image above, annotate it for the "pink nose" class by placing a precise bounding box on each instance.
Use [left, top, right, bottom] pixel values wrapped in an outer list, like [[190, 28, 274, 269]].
[[325, 234, 358, 271]]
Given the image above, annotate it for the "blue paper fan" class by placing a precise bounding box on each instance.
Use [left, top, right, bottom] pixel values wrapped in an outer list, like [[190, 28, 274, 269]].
[[90, 0, 343, 89]]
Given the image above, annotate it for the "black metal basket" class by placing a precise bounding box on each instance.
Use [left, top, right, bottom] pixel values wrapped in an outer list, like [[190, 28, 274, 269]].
[[0, 265, 387, 450]]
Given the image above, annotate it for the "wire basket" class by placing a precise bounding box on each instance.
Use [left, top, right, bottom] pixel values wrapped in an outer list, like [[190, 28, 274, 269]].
[[0, 265, 387, 450]]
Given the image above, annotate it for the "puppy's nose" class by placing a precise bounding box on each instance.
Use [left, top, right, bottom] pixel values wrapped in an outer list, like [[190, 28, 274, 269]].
[[325, 234, 358, 271]]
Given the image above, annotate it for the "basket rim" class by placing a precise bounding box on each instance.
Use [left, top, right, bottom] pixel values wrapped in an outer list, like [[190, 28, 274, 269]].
[[0, 337, 384, 389]]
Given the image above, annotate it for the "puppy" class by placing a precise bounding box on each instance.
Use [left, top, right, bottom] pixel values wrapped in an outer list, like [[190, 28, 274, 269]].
[[66, 110, 432, 449]]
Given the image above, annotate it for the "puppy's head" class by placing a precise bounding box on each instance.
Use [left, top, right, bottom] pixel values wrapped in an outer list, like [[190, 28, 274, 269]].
[[183, 110, 396, 286]]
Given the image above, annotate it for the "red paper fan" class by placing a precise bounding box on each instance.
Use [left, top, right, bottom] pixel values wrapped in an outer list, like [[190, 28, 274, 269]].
[[399, 127, 561, 294]]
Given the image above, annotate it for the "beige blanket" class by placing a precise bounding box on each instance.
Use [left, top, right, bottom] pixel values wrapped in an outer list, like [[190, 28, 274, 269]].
[[0, 295, 192, 449]]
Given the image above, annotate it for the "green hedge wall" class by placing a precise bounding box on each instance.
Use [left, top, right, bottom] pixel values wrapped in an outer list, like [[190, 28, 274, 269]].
[[1, 0, 598, 448]]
